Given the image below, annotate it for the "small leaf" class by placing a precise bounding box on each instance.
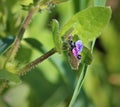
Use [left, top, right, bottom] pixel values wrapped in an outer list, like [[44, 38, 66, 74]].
[[0, 70, 21, 84], [0, 36, 14, 55], [60, 7, 111, 44], [81, 46, 92, 65], [52, 19, 62, 53]]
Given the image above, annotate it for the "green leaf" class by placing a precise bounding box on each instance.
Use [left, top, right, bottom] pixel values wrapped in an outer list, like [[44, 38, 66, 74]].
[[24, 38, 45, 53], [0, 36, 14, 55], [81, 46, 92, 65], [69, 64, 88, 107], [0, 70, 21, 84], [15, 45, 32, 63], [52, 19, 62, 53], [60, 7, 111, 44]]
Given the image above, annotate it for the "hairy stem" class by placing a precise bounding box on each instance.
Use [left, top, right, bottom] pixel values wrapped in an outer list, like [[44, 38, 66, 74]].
[[18, 48, 56, 76], [4, 6, 39, 67]]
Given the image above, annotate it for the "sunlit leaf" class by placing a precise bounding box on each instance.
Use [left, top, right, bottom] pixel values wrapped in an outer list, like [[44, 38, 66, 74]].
[[60, 7, 111, 44], [0, 70, 21, 84]]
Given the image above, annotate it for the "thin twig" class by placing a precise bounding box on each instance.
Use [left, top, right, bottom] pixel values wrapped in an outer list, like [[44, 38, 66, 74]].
[[18, 48, 56, 76]]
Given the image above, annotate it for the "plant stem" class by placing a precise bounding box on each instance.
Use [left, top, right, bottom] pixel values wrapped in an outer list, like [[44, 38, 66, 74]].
[[69, 64, 87, 107], [68, 39, 96, 107], [18, 48, 56, 76], [4, 6, 39, 67]]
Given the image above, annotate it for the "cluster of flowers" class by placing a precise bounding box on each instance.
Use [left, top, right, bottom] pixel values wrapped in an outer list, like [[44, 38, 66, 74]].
[[70, 40, 83, 60]]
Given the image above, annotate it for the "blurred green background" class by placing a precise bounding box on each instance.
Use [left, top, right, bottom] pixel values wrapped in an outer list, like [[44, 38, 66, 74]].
[[0, 0, 120, 107]]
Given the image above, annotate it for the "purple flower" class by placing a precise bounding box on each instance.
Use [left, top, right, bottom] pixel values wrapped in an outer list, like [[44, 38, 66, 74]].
[[72, 40, 83, 59], [75, 40, 83, 53], [72, 47, 78, 57]]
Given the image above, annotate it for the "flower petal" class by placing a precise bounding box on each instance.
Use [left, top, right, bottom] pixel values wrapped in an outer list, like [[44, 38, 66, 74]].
[[72, 47, 78, 57], [75, 40, 83, 53]]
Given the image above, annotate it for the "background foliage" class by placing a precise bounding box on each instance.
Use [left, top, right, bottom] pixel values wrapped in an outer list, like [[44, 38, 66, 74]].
[[0, 0, 120, 107]]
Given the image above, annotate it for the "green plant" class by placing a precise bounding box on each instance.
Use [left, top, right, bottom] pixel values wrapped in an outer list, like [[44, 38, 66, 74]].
[[0, 0, 112, 106]]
